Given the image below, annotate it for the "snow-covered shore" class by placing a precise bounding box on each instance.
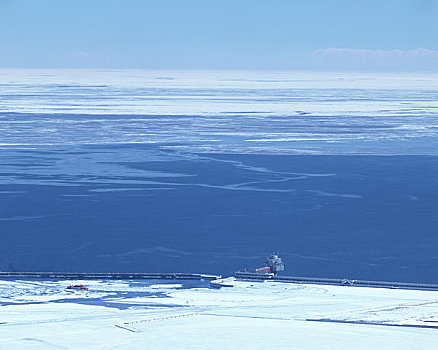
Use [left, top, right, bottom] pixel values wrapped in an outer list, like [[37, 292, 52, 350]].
[[1, 278, 437, 349]]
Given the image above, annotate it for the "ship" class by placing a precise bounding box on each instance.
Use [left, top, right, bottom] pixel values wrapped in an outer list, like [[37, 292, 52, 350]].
[[236, 253, 284, 278]]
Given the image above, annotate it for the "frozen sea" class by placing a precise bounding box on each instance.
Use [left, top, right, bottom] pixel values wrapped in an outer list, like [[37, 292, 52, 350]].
[[1, 69, 438, 282]]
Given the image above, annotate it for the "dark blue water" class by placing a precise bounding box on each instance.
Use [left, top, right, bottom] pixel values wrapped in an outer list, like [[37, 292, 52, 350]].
[[1, 144, 437, 283], [1, 70, 438, 283]]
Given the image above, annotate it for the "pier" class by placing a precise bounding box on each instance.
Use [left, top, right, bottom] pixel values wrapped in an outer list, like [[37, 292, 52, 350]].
[[1, 270, 438, 292], [2, 252, 437, 292], [0, 272, 220, 280], [233, 272, 438, 291]]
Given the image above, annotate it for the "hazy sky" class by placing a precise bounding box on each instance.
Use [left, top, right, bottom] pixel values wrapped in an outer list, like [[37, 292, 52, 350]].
[[1, 0, 437, 70]]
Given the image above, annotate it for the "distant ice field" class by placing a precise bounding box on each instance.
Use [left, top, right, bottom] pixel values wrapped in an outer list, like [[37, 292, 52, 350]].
[[0, 70, 437, 283], [1, 69, 438, 154]]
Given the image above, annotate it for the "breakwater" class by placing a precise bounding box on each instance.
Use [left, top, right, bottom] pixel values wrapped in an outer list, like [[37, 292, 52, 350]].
[[0, 272, 220, 280], [233, 272, 438, 291]]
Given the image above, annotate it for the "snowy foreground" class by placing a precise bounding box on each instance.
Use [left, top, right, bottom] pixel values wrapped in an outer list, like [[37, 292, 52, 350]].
[[1, 278, 437, 349]]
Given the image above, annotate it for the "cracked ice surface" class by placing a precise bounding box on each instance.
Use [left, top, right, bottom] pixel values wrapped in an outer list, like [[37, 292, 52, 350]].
[[1, 69, 438, 154]]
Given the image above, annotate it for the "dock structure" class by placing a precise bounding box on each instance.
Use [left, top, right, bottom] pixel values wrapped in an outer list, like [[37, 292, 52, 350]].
[[1, 270, 438, 292], [1, 254, 437, 292], [229, 254, 438, 291], [0, 272, 220, 280], [233, 271, 438, 291]]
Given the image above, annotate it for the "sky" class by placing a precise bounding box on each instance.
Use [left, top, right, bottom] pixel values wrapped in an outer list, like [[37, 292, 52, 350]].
[[0, 0, 437, 70]]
